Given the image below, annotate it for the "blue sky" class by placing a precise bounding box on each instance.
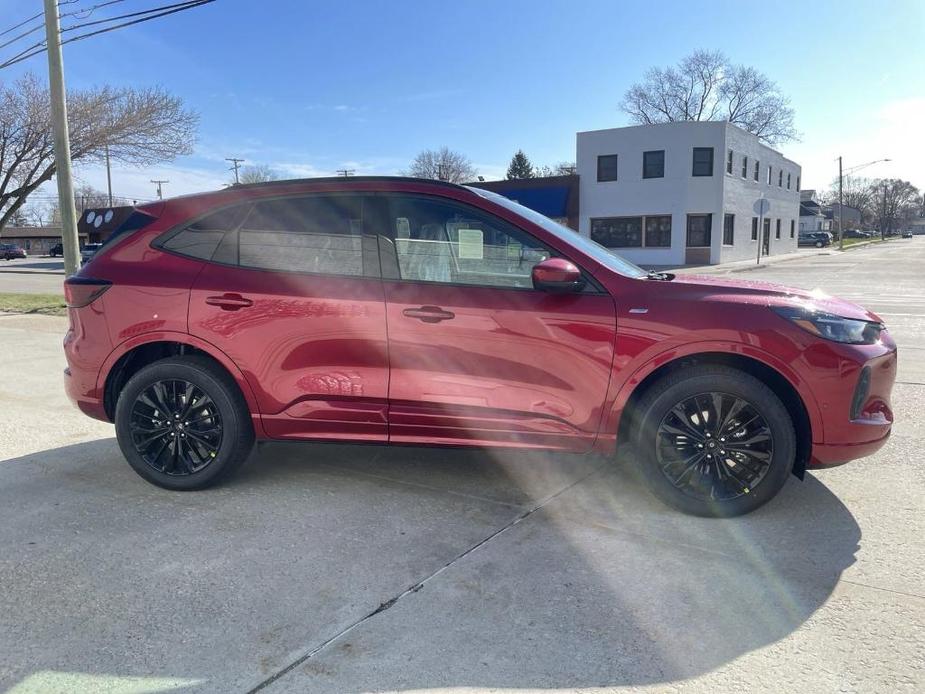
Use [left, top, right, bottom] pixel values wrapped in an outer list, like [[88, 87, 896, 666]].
[[1, 0, 923, 202]]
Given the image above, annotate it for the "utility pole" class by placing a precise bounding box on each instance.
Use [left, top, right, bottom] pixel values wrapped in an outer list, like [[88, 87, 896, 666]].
[[226, 158, 245, 184], [43, 0, 80, 276], [336, 169, 355, 178], [838, 156, 845, 251], [104, 145, 113, 206], [150, 179, 169, 199]]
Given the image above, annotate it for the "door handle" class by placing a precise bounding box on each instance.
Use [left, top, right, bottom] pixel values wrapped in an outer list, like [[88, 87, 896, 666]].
[[402, 305, 455, 323], [205, 293, 253, 311]]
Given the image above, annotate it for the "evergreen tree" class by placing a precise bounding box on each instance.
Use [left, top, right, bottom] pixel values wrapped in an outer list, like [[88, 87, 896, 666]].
[[506, 150, 535, 179]]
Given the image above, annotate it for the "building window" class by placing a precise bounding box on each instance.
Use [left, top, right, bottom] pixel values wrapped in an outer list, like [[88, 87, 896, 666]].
[[686, 214, 712, 247], [692, 147, 714, 176], [591, 216, 641, 247], [796, 176, 800, 191], [643, 150, 665, 179], [787, 173, 791, 190], [723, 214, 735, 245], [754, 160, 760, 181], [767, 165, 772, 185], [778, 170, 783, 187], [597, 154, 618, 182], [726, 149, 734, 174], [775, 219, 781, 239], [790, 220, 795, 238], [644, 215, 672, 247], [751, 217, 759, 240], [742, 155, 748, 178]]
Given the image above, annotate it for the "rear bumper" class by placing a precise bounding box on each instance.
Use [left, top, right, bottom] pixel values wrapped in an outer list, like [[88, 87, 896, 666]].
[[64, 366, 109, 422]]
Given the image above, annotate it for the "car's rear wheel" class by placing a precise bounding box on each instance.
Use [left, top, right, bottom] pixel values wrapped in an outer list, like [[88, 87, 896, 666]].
[[632, 365, 795, 517], [115, 356, 254, 490]]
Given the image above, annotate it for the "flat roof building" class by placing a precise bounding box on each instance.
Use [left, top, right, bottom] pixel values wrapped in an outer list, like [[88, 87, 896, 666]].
[[577, 121, 802, 266]]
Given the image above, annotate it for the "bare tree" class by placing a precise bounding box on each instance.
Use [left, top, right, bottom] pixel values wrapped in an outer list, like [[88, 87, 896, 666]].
[[535, 162, 577, 177], [871, 178, 920, 238], [237, 164, 279, 185], [0, 73, 198, 231], [405, 146, 476, 183], [621, 50, 798, 145], [821, 176, 876, 224]]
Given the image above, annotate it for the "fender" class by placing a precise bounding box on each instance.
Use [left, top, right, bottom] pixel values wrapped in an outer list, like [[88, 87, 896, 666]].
[[95, 330, 267, 438], [596, 339, 825, 453]]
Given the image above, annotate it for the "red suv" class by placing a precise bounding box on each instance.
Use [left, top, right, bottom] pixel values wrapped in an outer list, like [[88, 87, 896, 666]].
[[63, 177, 896, 516]]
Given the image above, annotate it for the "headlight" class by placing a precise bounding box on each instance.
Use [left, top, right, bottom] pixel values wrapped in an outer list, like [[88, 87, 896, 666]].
[[773, 306, 884, 345]]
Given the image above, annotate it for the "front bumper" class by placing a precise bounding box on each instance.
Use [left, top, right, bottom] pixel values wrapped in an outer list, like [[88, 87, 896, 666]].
[[808, 338, 896, 468]]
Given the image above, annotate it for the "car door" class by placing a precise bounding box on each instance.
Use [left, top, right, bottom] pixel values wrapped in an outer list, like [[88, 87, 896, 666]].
[[379, 193, 617, 452], [186, 193, 390, 441]]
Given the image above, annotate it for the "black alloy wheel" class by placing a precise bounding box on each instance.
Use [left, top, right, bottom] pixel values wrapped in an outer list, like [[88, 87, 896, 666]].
[[129, 379, 223, 476], [115, 356, 254, 490], [655, 392, 773, 502], [633, 365, 795, 517]]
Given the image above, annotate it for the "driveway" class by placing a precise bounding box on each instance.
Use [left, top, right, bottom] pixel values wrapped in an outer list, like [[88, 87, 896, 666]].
[[0, 240, 922, 693]]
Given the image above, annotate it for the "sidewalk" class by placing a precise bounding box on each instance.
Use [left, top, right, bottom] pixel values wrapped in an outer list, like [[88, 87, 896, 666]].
[[653, 237, 895, 275]]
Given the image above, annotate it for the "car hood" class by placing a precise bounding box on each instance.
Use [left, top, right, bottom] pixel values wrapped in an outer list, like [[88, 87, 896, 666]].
[[670, 273, 882, 323]]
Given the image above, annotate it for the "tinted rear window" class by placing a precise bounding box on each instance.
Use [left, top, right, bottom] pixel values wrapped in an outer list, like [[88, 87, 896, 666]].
[[161, 205, 250, 261]]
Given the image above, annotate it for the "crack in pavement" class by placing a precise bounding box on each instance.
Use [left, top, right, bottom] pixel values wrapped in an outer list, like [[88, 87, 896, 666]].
[[244, 462, 606, 693]]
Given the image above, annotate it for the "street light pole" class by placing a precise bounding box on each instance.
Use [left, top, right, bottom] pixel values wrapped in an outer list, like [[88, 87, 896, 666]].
[[838, 156, 845, 251], [42, 0, 80, 276]]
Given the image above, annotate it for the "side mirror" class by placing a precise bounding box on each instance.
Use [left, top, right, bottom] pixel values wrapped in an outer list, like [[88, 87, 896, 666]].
[[531, 257, 585, 293]]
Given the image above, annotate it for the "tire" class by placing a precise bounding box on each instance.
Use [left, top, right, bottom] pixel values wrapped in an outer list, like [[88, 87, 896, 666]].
[[115, 356, 254, 490], [632, 365, 795, 517], [815, 241, 824, 248]]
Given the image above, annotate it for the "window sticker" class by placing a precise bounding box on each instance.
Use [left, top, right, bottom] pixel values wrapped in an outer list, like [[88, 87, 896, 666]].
[[396, 217, 411, 239], [457, 228, 484, 259]]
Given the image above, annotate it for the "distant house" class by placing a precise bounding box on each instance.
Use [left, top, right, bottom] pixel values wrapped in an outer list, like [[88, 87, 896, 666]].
[[0, 225, 88, 255], [824, 202, 862, 229], [467, 174, 579, 230], [799, 191, 829, 232]]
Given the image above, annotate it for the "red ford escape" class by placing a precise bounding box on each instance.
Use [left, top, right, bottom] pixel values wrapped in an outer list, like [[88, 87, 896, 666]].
[[63, 177, 896, 516]]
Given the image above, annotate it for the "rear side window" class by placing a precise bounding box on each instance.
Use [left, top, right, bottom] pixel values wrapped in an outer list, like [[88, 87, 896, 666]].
[[237, 195, 378, 277], [162, 205, 248, 260]]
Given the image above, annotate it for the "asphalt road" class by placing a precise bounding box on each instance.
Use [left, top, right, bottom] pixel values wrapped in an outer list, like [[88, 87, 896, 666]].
[[0, 258, 65, 294], [0, 239, 922, 693]]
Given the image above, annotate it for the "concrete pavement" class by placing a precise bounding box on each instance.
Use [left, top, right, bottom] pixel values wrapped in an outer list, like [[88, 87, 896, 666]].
[[0, 240, 923, 693]]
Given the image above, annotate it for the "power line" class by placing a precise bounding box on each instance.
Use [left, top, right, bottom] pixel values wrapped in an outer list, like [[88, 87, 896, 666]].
[[0, 0, 216, 71], [150, 179, 169, 199], [0, 1, 88, 50]]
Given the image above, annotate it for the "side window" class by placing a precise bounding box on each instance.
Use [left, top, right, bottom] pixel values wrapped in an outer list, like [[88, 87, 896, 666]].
[[237, 195, 377, 277], [161, 204, 249, 260], [387, 196, 551, 289]]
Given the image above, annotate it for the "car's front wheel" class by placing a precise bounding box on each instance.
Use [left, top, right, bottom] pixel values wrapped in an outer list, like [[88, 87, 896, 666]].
[[632, 365, 795, 517], [815, 240, 824, 248], [115, 356, 254, 490]]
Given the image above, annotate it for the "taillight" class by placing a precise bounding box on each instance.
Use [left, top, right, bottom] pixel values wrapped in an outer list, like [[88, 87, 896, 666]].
[[64, 277, 112, 308]]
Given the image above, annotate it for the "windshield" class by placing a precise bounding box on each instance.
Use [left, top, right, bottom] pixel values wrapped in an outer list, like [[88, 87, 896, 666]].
[[467, 186, 647, 279]]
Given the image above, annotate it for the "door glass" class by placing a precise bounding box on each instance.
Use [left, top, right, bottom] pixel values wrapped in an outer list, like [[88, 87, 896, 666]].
[[237, 195, 377, 276], [388, 196, 550, 288]]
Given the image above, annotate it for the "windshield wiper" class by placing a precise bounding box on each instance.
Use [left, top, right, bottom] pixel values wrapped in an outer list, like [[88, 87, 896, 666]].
[[645, 270, 675, 281]]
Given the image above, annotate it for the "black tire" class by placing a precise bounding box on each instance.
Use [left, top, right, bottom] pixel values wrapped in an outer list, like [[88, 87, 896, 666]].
[[632, 365, 795, 517], [815, 240, 824, 248], [115, 356, 254, 490]]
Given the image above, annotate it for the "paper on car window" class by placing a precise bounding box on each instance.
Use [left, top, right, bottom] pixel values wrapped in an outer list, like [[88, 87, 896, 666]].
[[457, 229, 484, 259]]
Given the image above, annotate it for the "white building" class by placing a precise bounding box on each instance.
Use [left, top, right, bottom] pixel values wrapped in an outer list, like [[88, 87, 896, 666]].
[[576, 121, 802, 266]]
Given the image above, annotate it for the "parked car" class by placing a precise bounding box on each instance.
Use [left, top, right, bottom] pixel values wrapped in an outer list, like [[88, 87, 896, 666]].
[[80, 243, 103, 264], [63, 177, 897, 517], [798, 231, 832, 248], [49, 243, 63, 257], [842, 229, 871, 239], [901, 231, 913, 239], [0, 243, 27, 260]]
